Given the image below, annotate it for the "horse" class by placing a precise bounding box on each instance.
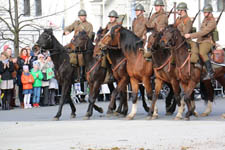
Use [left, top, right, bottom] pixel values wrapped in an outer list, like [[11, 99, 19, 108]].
[[148, 30, 200, 120], [94, 27, 150, 116], [160, 25, 225, 119], [36, 29, 103, 120], [98, 25, 157, 120], [71, 30, 118, 119]]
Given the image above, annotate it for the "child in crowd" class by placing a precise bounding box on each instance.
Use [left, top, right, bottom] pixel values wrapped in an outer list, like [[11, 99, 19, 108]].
[[21, 65, 34, 109], [31, 61, 43, 108]]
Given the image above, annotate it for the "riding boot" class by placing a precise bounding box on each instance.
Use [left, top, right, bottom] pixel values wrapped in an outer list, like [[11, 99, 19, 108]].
[[80, 66, 86, 82], [203, 60, 214, 80]]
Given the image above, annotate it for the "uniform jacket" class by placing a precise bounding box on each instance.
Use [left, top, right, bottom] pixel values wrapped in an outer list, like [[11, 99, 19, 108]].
[[64, 20, 93, 39], [190, 15, 216, 43], [132, 14, 147, 39], [175, 15, 192, 36], [146, 9, 168, 32]]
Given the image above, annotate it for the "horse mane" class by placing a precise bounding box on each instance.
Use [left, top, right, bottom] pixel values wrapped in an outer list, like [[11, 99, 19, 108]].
[[110, 25, 143, 53]]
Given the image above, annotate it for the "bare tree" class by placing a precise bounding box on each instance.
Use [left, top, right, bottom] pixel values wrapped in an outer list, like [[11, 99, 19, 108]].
[[0, 0, 78, 56]]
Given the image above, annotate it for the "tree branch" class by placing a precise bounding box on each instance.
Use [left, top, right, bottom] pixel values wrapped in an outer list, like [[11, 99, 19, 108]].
[[8, 0, 15, 28], [0, 16, 14, 33], [0, 31, 14, 41]]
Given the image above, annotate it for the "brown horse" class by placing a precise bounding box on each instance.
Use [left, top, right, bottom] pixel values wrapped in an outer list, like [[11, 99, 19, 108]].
[[94, 27, 150, 116], [147, 30, 185, 120], [98, 25, 156, 119], [160, 25, 225, 119]]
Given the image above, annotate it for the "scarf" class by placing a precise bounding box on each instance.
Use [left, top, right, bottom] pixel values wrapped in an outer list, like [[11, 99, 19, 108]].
[[21, 55, 28, 61]]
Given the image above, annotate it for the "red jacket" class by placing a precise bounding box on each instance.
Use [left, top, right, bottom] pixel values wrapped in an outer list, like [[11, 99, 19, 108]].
[[21, 72, 34, 90]]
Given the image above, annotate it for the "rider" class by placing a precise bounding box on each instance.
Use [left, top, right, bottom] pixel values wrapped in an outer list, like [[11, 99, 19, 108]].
[[132, 4, 147, 45], [174, 2, 200, 67], [101, 10, 120, 82], [63, 9, 93, 81], [145, 0, 168, 59], [185, 4, 216, 80]]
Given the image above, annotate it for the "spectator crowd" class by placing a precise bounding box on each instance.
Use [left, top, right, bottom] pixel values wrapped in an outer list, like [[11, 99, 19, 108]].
[[0, 45, 59, 110]]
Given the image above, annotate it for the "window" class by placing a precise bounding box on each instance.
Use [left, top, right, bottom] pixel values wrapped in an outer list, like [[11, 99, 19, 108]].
[[205, 0, 225, 12], [24, 0, 30, 16], [35, 0, 42, 16]]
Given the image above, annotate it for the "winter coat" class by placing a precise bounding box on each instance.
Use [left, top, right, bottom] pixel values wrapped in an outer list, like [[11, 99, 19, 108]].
[[31, 69, 43, 87], [21, 72, 34, 90], [0, 61, 14, 80]]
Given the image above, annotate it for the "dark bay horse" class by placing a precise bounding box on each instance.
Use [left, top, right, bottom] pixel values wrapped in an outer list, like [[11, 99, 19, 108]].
[[94, 28, 150, 116], [98, 25, 156, 120], [71, 31, 116, 119], [36, 29, 103, 120], [160, 25, 225, 119], [147, 30, 184, 120]]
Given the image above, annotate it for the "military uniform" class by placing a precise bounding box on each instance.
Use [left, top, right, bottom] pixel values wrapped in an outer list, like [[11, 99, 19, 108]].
[[190, 14, 216, 62], [146, 9, 168, 32], [64, 20, 93, 39], [132, 14, 147, 43], [189, 4, 216, 79], [175, 14, 199, 64]]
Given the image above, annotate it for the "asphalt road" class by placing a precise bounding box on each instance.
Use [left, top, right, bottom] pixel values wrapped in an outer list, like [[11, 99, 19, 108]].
[[0, 98, 225, 150]]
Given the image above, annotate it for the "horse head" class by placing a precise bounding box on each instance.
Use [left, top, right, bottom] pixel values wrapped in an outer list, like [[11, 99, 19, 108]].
[[37, 28, 54, 51], [98, 25, 122, 50], [160, 25, 180, 49], [72, 30, 89, 50], [147, 30, 161, 53]]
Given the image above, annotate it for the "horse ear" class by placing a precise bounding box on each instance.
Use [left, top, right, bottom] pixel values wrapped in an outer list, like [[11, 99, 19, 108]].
[[44, 28, 53, 35]]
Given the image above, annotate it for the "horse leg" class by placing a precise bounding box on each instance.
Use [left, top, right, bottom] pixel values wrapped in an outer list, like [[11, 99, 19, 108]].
[[107, 88, 119, 115], [215, 75, 225, 118], [66, 87, 76, 119], [148, 78, 162, 120], [201, 80, 214, 117], [114, 78, 129, 115], [165, 83, 176, 115], [53, 83, 70, 121], [120, 90, 128, 116], [108, 83, 116, 110], [183, 81, 196, 120], [190, 92, 199, 117], [139, 84, 150, 112], [126, 78, 139, 120], [84, 81, 102, 119]]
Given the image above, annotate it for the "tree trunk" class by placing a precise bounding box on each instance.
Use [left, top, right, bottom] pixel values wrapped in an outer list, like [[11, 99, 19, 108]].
[[14, 32, 19, 57], [14, 0, 19, 57]]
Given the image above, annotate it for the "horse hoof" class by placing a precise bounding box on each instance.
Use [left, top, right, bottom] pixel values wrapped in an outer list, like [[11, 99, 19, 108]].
[[70, 114, 76, 119], [166, 112, 173, 116], [151, 115, 158, 120], [52, 117, 59, 121], [106, 113, 113, 117], [184, 117, 190, 121], [194, 112, 199, 117], [200, 113, 209, 117], [146, 116, 152, 120], [113, 112, 120, 116], [83, 116, 90, 120], [174, 117, 182, 120], [126, 115, 134, 120]]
